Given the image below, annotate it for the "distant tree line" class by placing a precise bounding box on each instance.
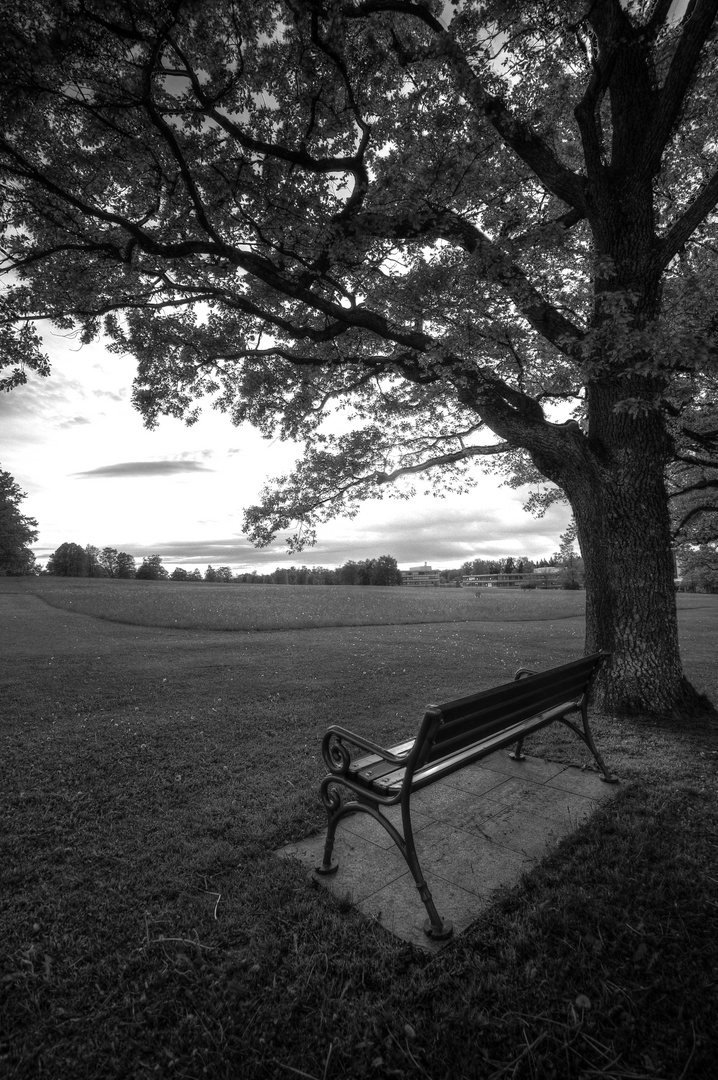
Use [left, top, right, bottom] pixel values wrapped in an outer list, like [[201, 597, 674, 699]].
[[41, 546, 404, 585], [38, 543, 587, 587], [46, 543, 139, 578], [38, 535, 718, 593], [460, 556, 548, 577]]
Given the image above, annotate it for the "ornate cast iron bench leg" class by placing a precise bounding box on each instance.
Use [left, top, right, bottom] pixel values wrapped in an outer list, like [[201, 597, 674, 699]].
[[509, 736, 526, 762], [401, 801, 453, 939], [315, 776, 453, 939], [314, 776, 345, 876]]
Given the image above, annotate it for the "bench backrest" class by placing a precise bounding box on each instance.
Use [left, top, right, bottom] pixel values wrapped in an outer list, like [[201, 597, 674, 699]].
[[419, 652, 608, 765]]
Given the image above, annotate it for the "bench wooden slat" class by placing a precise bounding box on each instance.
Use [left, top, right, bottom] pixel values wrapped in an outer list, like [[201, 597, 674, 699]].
[[347, 739, 414, 781], [429, 698, 580, 760], [370, 700, 580, 794], [434, 657, 600, 724]]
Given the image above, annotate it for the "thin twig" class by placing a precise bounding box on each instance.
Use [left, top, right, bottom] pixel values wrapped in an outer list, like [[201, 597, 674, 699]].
[[151, 936, 214, 950], [274, 1062, 321, 1080], [386, 1027, 431, 1079], [322, 1040, 335, 1080], [488, 1031, 547, 1080], [676, 1022, 697, 1080]]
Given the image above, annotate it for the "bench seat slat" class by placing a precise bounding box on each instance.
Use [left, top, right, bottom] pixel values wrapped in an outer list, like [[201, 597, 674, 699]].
[[347, 739, 415, 779], [365, 701, 577, 795]]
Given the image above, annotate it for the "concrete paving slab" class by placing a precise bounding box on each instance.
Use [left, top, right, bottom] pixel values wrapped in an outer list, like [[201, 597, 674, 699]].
[[469, 751, 569, 784], [338, 803, 435, 847], [475, 806, 575, 857], [478, 775, 605, 825], [357, 873, 490, 950], [414, 822, 535, 895], [435, 763, 512, 797], [276, 753, 620, 951], [546, 767, 617, 798]]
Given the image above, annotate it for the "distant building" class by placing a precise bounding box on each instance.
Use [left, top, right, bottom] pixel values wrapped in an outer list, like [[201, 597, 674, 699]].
[[461, 568, 564, 588], [401, 563, 442, 587]]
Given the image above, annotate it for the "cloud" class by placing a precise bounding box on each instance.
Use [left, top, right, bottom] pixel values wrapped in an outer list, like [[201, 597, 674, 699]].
[[93, 388, 128, 403], [74, 460, 215, 479], [99, 492, 570, 572], [57, 416, 94, 429]]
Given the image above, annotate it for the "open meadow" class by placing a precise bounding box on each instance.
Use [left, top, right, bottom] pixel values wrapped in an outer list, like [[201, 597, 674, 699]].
[[1, 577, 717, 1079], [27, 575, 588, 631]]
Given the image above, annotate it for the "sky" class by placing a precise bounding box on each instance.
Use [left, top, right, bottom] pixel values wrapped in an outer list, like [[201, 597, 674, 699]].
[[1, 325, 574, 575]]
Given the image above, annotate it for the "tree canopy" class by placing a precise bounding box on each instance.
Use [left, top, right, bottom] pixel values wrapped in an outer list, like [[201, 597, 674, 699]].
[[0, 467, 38, 574], [2, 0, 718, 714], [136, 554, 169, 580], [45, 541, 87, 577]]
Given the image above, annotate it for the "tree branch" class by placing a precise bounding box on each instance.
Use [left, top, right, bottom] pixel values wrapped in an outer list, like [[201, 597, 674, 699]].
[[670, 476, 718, 497], [655, 169, 718, 271], [675, 451, 718, 470], [345, 1, 587, 212], [371, 442, 511, 485], [645, 0, 718, 175], [435, 212, 585, 355], [673, 502, 718, 532]]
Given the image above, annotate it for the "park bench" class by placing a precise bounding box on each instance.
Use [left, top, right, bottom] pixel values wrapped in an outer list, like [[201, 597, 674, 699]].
[[316, 652, 616, 939]]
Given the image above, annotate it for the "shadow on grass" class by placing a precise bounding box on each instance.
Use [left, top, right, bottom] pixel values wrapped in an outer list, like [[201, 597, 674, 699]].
[[4, 782, 715, 1079], [1, 586, 717, 1078]]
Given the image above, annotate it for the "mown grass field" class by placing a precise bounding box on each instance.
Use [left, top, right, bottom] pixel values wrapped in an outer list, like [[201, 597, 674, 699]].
[[1, 578, 717, 1079], [28, 576, 587, 631]]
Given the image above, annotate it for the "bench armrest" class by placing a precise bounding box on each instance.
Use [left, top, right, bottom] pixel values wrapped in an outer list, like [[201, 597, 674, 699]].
[[514, 667, 538, 680], [321, 724, 413, 775]]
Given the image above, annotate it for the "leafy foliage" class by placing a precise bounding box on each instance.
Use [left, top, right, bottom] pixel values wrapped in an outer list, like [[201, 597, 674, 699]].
[[669, 401, 718, 546], [136, 554, 169, 580], [0, 466, 37, 574], [7, 1, 717, 519], [678, 542, 718, 592], [46, 542, 137, 578]]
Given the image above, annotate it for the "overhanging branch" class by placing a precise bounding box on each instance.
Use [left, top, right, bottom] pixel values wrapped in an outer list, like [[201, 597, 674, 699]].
[[655, 169, 718, 272], [346, 1, 587, 212], [645, 0, 718, 176], [372, 441, 511, 486]]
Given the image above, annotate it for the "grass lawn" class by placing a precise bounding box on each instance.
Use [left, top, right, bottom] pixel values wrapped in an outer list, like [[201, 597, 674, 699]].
[[27, 575, 588, 631], [1, 578, 717, 1079]]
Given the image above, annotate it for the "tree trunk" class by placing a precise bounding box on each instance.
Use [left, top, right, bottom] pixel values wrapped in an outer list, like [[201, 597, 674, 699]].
[[530, 379, 710, 719], [570, 456, 701, 717]]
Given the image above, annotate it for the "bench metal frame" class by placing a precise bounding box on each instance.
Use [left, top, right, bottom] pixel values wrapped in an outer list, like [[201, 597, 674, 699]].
[[316, 653, 616, 939]]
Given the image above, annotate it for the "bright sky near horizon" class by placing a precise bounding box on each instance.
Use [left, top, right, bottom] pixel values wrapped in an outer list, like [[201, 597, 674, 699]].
[[1, 327, 573, 575]]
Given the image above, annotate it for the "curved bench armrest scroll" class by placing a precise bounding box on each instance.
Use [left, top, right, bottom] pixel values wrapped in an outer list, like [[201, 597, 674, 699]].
[[321, 724, 413, 775]]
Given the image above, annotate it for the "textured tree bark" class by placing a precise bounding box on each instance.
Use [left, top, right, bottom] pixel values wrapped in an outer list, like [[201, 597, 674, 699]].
[[530, 376, 709, 718], [571, 454, 698, 716]]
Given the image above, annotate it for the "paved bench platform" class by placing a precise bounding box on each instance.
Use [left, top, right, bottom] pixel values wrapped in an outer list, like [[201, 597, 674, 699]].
[[276, 750, 621, 951]]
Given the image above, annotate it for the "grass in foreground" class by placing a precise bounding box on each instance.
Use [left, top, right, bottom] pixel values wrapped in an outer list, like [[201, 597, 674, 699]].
[[1, 582, 717, 1079]]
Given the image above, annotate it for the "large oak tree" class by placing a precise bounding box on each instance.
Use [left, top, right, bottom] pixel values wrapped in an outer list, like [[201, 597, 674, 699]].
[[2, 0, 718, 715]]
